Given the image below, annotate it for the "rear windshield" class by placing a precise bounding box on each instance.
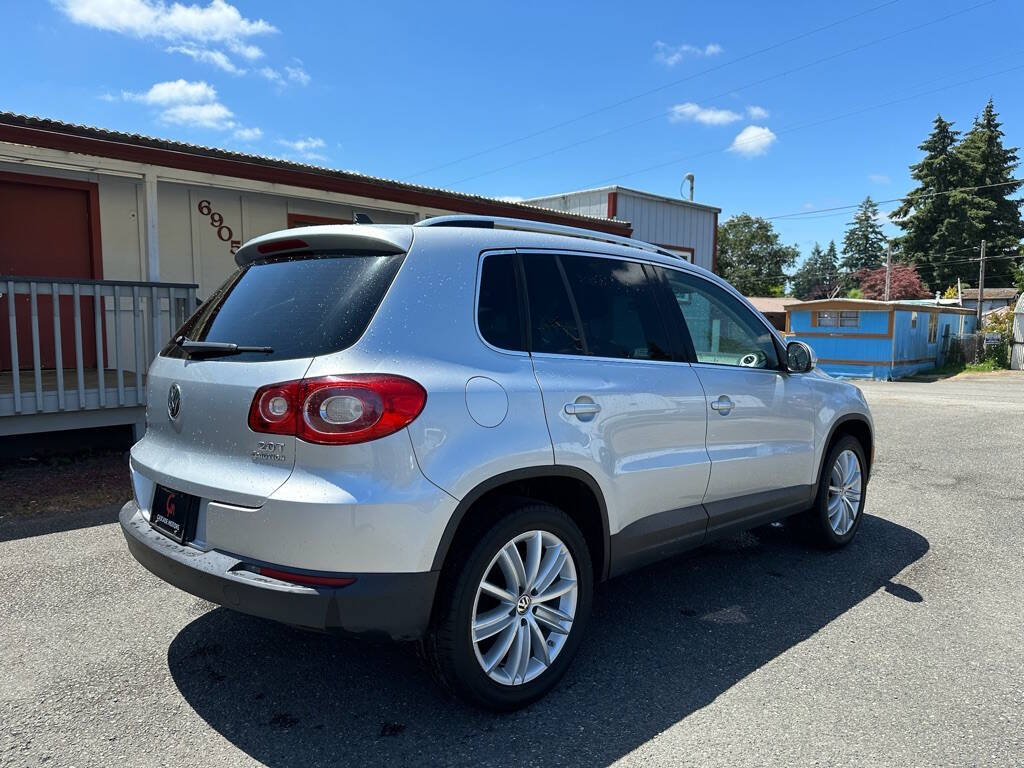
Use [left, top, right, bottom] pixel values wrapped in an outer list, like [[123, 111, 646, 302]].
[[163, 252, 404, 362]]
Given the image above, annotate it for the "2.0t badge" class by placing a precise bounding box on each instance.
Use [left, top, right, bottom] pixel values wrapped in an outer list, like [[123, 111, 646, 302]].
[[167, 383, 181, 421]]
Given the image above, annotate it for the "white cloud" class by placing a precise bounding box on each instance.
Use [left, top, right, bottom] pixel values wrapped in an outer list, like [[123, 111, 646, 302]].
[[284, 63, 310, 86], [802, 202, 815, 211], [98, 91, 117, 102], [56, 0, 275, 43], [123, 78, 217, 105], [278, 136, 326, 161], [57, 0, 275, 73], [122, 78, 258, 136], [728, 125, 777, 156], [232, 126, 262, 141], [869, 173, 891, 184], [653, 41, 722, 67], [669, 102, 742, 126], [258, 66, 285, 85], [746, 105, 769, 119], [161, 101, 234, 128], [260, 63, 310, 87], [497, 195, 525, 203], [166, 44, 243, 74], [226, 38, 262, 60]]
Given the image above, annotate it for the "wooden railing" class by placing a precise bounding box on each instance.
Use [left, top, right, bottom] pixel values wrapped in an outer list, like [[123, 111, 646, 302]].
[[1, 276, 198, 417]]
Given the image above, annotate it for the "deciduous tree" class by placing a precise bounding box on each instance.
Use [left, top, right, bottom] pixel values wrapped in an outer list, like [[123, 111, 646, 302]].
[[716, 214, 798, 295]]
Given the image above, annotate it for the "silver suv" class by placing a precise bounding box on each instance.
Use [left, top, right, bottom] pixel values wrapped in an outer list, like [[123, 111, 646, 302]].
[[121, 215, 873, 710]]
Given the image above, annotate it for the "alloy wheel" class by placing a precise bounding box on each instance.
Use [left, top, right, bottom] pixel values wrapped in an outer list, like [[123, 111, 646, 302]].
[[470, 530, 578, 686], [827, 449, 863, 536]]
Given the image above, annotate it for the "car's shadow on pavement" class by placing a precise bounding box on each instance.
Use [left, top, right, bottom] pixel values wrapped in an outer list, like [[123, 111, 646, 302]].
[[167, 514, 927, 768]]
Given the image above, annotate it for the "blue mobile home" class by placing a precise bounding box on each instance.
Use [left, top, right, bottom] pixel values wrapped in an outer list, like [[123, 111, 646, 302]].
[[785, 299, 977, 380]]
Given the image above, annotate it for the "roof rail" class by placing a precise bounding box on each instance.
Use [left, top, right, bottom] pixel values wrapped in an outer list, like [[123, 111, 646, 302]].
[[414, 215, 681, 260]]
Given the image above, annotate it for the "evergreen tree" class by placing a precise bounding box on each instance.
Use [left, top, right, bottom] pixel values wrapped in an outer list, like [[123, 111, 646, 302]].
[[716, 214, 798, 295], [791, 240, 840, 299], [954, 100, 1024, 285], [891, 114, 977, 288], [841, 196, 887, 273]]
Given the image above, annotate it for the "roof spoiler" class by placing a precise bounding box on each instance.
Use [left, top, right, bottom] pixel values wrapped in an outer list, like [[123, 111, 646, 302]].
[[234, 224, 412, 266]]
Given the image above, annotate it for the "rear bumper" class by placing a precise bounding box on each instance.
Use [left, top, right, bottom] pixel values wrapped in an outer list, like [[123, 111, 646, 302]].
[[119, 501, 438, 640]]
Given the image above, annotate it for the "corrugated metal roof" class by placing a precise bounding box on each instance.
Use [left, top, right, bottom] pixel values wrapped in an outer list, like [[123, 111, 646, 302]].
[[961, 287, 1018, 300], [0, 111, 628, 230], [527, 184, 722, 213]]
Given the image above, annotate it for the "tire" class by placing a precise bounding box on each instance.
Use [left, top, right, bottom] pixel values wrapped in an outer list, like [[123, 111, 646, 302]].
[[422, 500, 593, 711], [800, 435, 867, 548]]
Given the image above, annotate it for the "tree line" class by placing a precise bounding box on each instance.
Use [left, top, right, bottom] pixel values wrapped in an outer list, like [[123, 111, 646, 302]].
[[716, 99, 1023, 300]]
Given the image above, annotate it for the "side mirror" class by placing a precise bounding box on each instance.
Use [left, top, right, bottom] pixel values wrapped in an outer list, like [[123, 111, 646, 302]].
[[786, 340, 816, 373]]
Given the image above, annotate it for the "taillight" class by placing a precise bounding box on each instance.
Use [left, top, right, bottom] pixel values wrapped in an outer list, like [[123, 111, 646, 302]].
[[248, 374, 426, 445], [257, 566, 356, 588]]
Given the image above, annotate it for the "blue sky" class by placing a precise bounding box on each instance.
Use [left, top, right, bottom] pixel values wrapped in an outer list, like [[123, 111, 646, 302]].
[[2, 0, 1022, 264]]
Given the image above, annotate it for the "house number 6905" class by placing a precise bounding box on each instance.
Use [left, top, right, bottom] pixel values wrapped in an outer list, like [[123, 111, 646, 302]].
[[197, 199, 242, 254]]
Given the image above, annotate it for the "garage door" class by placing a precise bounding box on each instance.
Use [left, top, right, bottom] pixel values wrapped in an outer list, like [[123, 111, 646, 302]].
[[0, 173, 102, 371]]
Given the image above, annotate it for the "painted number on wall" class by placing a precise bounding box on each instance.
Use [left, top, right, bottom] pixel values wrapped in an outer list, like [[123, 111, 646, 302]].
[[197, 199, 242, 254]]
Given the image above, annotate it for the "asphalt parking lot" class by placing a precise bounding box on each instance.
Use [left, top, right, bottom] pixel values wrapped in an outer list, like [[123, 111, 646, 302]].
[[2, 372, 1023, 767]]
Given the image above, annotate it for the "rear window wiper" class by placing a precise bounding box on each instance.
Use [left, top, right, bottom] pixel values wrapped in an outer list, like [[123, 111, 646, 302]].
[[174, 335, 273, 358]]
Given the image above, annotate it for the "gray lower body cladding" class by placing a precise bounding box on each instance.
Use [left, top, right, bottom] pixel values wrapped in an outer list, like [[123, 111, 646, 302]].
[[120, 502, 438, 640]]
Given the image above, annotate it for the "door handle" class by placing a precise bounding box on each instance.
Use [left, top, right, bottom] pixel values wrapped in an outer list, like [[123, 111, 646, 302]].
[[710, 395, 733, 415], [564, 402, 601, 416]]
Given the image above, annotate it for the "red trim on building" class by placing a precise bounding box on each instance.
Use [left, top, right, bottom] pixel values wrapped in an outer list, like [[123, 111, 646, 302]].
[[0, 119, 631, 237], [287, 212, 350, 228], [606, 191, 618, 219], [711, 211, 718, 274], [0, 170, 103, 279]]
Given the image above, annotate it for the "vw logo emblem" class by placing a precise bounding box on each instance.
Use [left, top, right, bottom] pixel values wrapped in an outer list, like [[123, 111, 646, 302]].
[[167, 383, 182, 421], [516, 595, 531, 615]]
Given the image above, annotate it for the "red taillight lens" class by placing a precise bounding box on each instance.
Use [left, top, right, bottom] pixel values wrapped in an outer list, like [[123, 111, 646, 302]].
[[257, 566, 356, 588], [248, 374, 426, 445]]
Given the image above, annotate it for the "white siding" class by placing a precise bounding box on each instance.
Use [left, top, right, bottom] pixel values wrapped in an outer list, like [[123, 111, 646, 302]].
[[527, 187, 718, 271], [617, 191, 716, 271], [528, 190, 609, 220]]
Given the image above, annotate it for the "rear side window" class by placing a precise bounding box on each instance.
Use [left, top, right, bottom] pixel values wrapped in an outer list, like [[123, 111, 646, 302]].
[[521, 253, 585, 355], [558, 254, 671, 361], [478, 253, 525, 351], [163, 252, 404, 362]]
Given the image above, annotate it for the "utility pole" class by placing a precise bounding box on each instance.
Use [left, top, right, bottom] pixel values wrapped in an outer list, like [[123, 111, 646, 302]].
[[976, 240, 986, 331], [884, 242, 892, 302]]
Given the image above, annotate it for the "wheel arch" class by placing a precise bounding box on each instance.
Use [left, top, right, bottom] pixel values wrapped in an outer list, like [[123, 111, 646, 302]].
[[816, 414, 874, 493], [429, 466, 611, 582]]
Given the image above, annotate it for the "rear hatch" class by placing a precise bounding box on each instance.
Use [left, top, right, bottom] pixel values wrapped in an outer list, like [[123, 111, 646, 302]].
[[131, 232, 408, 508]]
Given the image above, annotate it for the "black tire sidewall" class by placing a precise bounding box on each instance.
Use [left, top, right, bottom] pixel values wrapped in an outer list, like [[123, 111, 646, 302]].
[[810, 435, 867, 547], [442, 504, 593, 711]]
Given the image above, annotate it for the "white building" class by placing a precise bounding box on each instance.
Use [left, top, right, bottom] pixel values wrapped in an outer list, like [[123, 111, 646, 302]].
[[526, 185, 720, 271], [0, 112, 630, 438]]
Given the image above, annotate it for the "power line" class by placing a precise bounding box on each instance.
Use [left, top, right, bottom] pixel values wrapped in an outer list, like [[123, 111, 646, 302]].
[[401, 0, 905, 181], [445, 0, 996, 187], [766, 179, 1024, 221], [586, 57, 1024, 188], [743, 250, 1021, 283]]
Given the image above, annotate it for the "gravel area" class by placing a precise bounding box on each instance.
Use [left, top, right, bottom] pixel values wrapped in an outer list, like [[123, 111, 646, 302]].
[[2, 373, 1022, 767]]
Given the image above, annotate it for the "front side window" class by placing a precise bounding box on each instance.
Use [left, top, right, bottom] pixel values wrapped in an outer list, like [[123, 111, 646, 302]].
[[658, 268, 779, 369], [558, 254, 670, 361]]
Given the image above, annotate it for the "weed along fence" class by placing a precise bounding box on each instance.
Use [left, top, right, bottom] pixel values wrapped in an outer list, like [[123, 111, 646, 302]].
[[1, 276, 198, 437], [784, 298, 977, 380]]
